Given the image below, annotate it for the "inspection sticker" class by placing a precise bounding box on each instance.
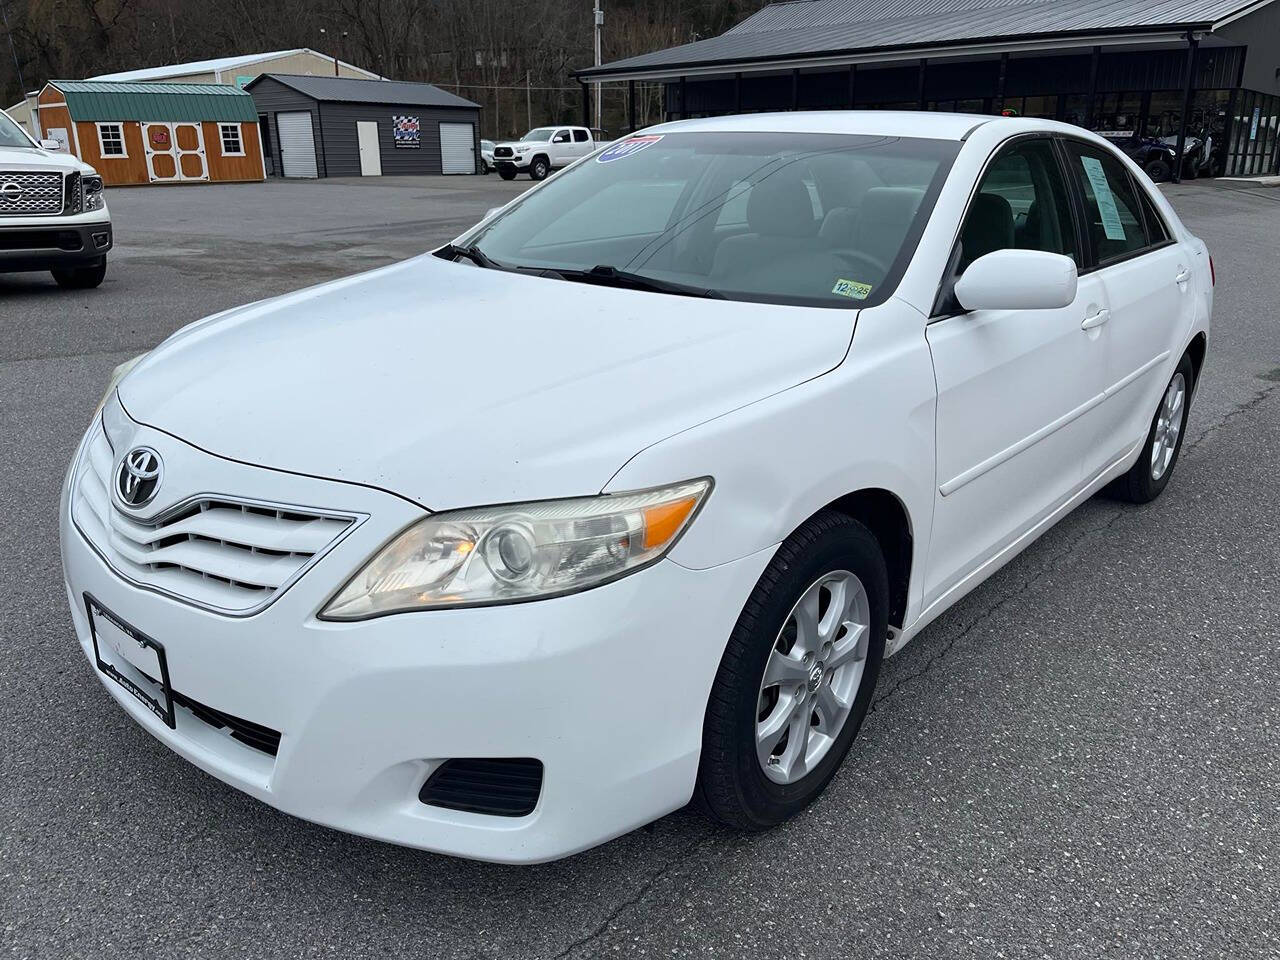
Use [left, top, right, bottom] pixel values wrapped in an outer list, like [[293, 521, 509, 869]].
[[1079, 156, 1126, 241], [597, 135, 664, 163], [832, 278, 873, 300]]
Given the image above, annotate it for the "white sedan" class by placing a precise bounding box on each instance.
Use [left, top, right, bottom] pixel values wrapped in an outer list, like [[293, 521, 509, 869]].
[[61, 112, 1211, 863]]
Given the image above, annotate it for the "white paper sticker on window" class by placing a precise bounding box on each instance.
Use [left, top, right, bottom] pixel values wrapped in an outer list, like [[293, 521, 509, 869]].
[[1080, 155, 1126, 241]]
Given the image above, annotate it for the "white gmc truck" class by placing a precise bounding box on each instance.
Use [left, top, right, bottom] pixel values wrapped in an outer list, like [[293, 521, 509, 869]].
[[492, 126, 598, 181], [0, 108, 112, 289]]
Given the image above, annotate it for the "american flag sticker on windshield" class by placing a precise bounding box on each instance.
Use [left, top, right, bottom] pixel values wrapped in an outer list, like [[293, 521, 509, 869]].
[[597, 135, 664, 163], [832, 278, 873, 300]]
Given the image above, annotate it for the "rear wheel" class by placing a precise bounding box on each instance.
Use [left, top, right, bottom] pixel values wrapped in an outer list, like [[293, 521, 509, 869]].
[[529, 156, 550, 181], [1107, 354, 1194, 503], [52, 257, 106, 290], [695, 511, 888, 830]]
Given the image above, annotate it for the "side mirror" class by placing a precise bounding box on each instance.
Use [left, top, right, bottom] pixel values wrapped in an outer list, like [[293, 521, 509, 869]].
[[39, 138, 61, 151], [954, 249, 1078, 312]]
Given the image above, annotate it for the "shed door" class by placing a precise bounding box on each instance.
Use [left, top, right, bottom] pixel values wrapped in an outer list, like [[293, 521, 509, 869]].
[[356, 121, 382, 176], [439, 122, 476, 175], [277, 112, 318, 178], [142, 122, 208, 183]]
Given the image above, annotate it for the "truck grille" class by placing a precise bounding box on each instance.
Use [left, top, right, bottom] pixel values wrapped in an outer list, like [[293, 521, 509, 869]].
[[71, 420, 356, 615], [493, 147, 514, 159], [0, 171, 64, 216]]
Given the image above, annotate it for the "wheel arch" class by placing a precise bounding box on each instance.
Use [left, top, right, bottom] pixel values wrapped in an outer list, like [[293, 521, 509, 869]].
[[820, 488, 913, 629], [1185, 331, 1208, 393]]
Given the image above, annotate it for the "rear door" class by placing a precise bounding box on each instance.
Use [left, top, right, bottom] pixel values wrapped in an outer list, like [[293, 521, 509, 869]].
[[924, 136, 1109, 607], [356, 121, 382, 176], [1060, 139, 1195, 468], [572, 127, 593, 159]]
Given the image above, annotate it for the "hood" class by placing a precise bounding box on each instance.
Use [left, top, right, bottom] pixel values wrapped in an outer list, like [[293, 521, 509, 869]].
[[119, 256, 853, 510], [0, 145, 94, 174]]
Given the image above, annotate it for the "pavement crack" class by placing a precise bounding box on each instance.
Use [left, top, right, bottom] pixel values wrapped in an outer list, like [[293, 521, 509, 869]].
[[551, 831, 722, 959], [1184, 380, 1280, 456]]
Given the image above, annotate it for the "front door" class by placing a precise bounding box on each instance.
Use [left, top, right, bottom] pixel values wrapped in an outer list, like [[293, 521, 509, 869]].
[[356, 121, 382, 176], [924, 136, 1108, 607], [1060, 139, 1196, 468], [142, 122, 208, 183]]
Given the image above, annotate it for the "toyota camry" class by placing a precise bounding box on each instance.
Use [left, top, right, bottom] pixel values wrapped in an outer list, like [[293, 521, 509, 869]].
[[60, 112, 1212, 863]]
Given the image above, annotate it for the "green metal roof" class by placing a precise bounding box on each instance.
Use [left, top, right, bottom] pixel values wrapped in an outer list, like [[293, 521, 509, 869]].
[[49, 80, 259, 123]]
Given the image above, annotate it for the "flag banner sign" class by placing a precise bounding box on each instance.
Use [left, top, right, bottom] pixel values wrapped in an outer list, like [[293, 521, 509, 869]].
[[394, 116, 421, 149]]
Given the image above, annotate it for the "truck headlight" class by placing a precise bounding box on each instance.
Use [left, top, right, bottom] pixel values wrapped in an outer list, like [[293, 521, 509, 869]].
[[321, 478, 711, 619], [83, 175, 105, 212]]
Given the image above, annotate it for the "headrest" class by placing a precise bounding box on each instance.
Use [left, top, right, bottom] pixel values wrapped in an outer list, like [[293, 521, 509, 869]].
[[746, 174, 818, 238], [960, 193, 1015, 265]]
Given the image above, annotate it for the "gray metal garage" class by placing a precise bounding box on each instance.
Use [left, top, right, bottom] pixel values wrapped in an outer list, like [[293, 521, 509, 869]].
[[246, 74, 482, 178]]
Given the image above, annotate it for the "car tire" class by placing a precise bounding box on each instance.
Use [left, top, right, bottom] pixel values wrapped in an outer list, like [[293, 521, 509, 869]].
[[1107, 353, 1195, 504], [51, 257, 107, 290], [695, 510, 888, 831], [1144, 158, 1171, 183], [498, 166, 517, 181], [529, 157, 550, 181]]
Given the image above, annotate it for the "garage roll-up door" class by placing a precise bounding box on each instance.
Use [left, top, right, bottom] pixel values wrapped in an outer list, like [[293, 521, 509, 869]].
[[439, 122, 476, 175], [277, 112, 318, 178]]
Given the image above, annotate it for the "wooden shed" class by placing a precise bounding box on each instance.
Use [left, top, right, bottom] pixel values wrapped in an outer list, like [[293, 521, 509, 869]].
[[36, 80, 266, 186]]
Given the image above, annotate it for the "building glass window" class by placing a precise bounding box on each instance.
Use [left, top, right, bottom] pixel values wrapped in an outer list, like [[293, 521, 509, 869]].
[[97, 123, 125, 157], [219, 123, 244, 156]]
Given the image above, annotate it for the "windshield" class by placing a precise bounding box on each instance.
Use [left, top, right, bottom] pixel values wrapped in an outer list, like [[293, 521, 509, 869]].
[[466, 131, 959, 308], [0, 109, 34, 148], [521, 128, 556, 142]]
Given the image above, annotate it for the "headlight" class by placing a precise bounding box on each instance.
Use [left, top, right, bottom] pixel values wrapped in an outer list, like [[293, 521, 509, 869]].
[[95, 353, 145, 415], [321, 478, 711, 620], [83, 175, 105, 211]]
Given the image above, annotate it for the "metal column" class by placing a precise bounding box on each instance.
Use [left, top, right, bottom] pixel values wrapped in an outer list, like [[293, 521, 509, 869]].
[[1172, 31, 1200, 184]]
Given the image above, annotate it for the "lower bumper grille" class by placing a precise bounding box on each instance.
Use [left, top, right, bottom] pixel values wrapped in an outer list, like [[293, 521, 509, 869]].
[[419, 758, 543, 817], [0, 229, 83, 251], [171, 688, 282, 756]]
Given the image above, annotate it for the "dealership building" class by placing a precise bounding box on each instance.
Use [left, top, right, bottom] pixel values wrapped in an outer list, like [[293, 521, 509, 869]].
[[578, 0, 1280, 178]]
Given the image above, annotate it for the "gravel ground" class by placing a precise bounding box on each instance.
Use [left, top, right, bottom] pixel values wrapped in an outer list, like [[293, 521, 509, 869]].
[[1, 175, 1278, 959]]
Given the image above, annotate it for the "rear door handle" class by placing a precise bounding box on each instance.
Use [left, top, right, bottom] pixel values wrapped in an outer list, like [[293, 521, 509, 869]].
[[1082, 308, 1110, 330], [1175, 267, 1192, 283]]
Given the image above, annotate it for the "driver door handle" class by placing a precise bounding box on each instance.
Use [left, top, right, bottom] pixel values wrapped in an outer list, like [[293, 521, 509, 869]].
[[1175, 267, 1192, 283], [1082, 308, 1110, 331]]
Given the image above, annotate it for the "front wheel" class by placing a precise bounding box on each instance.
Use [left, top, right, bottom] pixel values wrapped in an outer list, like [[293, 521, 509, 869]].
[[529, 157, 550, 181], [52, 257, 106, 290], [1107, 354, 1194, 503], [695, 511, 888, 831], [498, 166, 517, 181], [1144, 158, 1171, 183]]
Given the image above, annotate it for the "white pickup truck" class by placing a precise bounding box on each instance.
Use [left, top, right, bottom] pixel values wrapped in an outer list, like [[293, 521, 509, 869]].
[[0, 109, 112, 288], [492, 126, 598, 181]]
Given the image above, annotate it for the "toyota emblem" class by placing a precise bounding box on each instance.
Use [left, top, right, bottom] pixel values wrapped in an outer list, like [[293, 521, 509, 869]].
[[0, 182, 24, 203], [116, 447, 163, 508]]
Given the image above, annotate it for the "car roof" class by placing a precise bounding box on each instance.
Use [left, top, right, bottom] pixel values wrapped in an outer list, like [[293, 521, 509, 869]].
[[640, 111, 1064, 141]]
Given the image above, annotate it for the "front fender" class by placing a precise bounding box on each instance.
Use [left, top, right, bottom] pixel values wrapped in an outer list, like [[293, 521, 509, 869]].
[[605, 298, 937, 624]]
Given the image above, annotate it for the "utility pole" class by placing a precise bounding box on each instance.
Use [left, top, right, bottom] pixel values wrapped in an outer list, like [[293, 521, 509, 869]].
[[526, 71, 532, 130], [593, 0, 603, 131], [0, 0, 33, 136]]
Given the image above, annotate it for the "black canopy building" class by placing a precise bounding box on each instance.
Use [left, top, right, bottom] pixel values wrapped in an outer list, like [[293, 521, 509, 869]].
[[577, 0, 1280, 179]]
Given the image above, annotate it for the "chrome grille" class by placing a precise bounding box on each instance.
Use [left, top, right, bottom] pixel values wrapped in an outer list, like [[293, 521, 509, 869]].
[[72, 421, 355, 615], [0, 171, 64, 216]]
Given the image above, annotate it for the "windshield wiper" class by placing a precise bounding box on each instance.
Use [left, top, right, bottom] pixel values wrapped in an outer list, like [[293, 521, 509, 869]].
[[550, 264, 726, 300], [438, 242, 498, 269]]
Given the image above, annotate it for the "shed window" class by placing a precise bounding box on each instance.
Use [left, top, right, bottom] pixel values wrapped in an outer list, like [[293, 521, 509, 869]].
[[219, 124, 244, 156], [97, 123, 125, 157]]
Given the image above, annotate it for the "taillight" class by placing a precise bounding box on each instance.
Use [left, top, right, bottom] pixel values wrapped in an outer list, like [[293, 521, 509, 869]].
[[1209, 255, 1215, 287]]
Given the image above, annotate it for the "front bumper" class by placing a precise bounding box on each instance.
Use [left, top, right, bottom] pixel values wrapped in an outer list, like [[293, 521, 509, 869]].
[[60, 400, 769, 862], [0, 219, 112, 272], [495, 157, 531, 172]]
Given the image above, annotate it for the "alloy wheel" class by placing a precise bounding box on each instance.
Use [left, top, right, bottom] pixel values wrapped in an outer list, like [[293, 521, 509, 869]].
[[1151, 372, 1186, 481], [756, 570, 870, 785]]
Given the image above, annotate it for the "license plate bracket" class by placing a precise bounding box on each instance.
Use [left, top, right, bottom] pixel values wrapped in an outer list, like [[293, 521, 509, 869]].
[[84, 593, 176, 729]]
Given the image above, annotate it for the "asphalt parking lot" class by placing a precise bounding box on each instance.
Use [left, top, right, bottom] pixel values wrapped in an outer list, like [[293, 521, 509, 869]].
[[3, 174, 1279, 959]]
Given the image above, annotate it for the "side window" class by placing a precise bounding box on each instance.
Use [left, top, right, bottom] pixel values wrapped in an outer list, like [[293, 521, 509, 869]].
[[958, 138, 1078, 271], [552, 129, 571, 144], [572, 129, 589, 143], [1136, 187, 1170, 245], [1063, 142, 1147, 262]]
